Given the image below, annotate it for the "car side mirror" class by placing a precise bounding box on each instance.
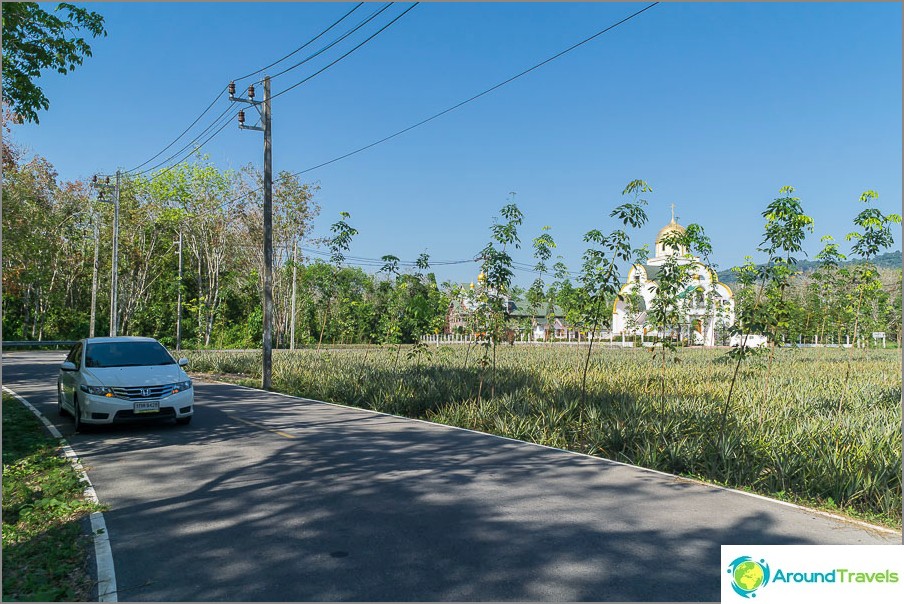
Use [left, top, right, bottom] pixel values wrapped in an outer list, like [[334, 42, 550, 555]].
[[61, 361, 77, 371], [178, 357, 189, 367]]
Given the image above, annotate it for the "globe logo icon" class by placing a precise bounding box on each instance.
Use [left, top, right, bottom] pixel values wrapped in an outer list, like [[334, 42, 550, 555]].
[[727, 556, 770, 598]]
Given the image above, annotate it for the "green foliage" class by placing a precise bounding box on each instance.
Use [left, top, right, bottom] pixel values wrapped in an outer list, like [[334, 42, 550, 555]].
[[846, 190, 901, 261], [475, 200, 524, 399], [526, 226, 557, 340], [1, 2, 107, 123], [577, 180, 650, 403]]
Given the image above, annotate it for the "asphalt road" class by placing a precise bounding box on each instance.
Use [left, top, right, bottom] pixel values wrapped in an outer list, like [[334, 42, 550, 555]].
[[3, 351, 899, 601]]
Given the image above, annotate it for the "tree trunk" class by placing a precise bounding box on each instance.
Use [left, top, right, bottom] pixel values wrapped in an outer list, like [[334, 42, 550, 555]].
[[317, 295, 331, 350]]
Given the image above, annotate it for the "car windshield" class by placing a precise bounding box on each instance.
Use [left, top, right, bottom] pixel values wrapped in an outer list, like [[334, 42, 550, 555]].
[[85, 341, 175, 368]]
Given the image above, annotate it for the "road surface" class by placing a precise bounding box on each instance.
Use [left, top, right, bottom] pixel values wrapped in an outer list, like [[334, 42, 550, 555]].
[[2, 350, 898, 601]]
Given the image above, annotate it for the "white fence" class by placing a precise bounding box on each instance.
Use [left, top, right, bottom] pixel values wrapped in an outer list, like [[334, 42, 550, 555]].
[[419, 334, 634, 347]]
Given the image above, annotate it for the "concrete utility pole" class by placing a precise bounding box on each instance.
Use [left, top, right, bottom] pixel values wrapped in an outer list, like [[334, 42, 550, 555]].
[[89, 216, 99, 338], [290, 237, 298, 350], [112, 170, 120, 336], [176, 229, 183, 351], [93, 171, 121, 337], [231, 76, 273, 390]]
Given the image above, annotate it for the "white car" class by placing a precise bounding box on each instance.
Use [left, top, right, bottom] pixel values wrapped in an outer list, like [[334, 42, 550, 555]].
[[58, 337, 193, 430]]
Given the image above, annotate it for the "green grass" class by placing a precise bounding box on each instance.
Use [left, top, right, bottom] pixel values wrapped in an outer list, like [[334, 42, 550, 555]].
[[186, 345, 902, 529], [2, 394, 102, 602]]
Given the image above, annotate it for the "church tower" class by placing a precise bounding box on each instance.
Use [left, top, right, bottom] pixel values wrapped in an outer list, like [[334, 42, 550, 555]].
[[651, 204, 688, 262], [611, 204, 736, 346]]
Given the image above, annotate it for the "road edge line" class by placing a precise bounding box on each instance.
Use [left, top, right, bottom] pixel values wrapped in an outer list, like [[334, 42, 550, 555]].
[[2, 386, 118, 602], [195, 375, 900, 538]]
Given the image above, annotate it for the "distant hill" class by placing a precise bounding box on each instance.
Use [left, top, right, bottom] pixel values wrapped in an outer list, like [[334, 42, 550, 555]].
[[718, 250, 901, 284]]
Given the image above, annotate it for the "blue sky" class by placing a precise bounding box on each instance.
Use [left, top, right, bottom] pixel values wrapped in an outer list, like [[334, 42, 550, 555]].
[[9, 2, 902, 286]]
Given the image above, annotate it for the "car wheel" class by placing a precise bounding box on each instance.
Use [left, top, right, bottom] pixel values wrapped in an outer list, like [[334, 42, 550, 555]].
[[73, 396, 83, 433], [175, 416, 192, 426], [58, 386, 67, 417]]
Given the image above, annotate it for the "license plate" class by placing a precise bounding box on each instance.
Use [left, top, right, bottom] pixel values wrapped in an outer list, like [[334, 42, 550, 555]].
[[133, 401, 160, 414]]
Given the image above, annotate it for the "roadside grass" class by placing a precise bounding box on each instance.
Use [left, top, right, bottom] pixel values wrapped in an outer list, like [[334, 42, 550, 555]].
[[187, 346, 902, 530], [2, 393, 101, 602]]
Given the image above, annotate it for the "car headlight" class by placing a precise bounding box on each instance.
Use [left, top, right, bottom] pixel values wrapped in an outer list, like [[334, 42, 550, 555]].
[[80, 385, 115, 397], [173, 380, 192, 394]]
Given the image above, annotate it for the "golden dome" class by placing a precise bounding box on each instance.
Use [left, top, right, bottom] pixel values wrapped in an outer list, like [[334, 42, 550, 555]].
[[655, 218, 686, 243]]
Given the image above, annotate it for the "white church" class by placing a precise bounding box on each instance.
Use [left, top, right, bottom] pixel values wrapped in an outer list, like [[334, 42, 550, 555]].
[[611, 209, 735, 346]]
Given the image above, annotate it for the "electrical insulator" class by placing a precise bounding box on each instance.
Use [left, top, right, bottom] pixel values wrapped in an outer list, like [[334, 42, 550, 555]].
[[238, 110, 245, 125], [248, 85, 255, 100], [228, 81, 236, 96]]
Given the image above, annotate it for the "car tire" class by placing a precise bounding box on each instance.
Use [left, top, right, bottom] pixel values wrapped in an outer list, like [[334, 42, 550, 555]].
[[175, 416, 192, 426], [58, 386, 67, 417], [73, 396, 83, 433]]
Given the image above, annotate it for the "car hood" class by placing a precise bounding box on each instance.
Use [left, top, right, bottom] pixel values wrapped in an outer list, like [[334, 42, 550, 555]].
[[82, 366, 187, 387]]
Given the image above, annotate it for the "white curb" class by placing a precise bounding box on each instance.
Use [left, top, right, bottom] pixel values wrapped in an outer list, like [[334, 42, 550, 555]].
[[3, 386, 118, 601]]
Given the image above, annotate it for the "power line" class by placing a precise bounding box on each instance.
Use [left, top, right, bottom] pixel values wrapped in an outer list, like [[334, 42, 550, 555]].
[[232, 2, 366, 82], [130, 103, 237, 178], [139, 1, 657, 236], [271, 3, 419, 102], [127, 4, 410, 182], [269, 3, 395, 81], [142, 109, 241, 184], [220, 2, 659, 209], [124, 3, 366, 176], [124, 88, 229, 174]]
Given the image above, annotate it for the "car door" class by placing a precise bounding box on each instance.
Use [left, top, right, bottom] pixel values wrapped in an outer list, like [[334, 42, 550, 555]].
[[60, 342, 83, 409]]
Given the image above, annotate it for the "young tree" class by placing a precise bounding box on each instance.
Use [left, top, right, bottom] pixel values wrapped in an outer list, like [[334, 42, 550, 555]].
[[476, 201, 523, 401], [577, 180, 650, 415], [811, 236, 845, 341], [844, 190, 902, 347], [318, 212, 358, 349], [527, 227, 557, 341], [721, 186, 813, 432], [646, 224, 712, 417]]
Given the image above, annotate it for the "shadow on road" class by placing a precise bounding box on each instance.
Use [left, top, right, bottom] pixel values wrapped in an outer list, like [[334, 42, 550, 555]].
[[68, 383, 821, 601]]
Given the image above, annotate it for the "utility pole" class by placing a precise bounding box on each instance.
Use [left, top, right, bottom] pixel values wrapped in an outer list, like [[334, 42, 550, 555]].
[[112, 170, 120, 336], [176, 229, 183, 351], [231, 77, 273, 390], [290, 237, 297, 350], [92, 171, 121, 337], [89, 215, 99, 338]]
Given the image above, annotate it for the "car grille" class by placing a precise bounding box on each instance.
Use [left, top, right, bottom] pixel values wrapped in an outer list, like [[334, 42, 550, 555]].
[[112, 384, 175, 400]]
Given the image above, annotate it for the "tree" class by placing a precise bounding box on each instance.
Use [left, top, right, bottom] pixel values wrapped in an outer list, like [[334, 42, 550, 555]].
[[646, 224, 711, 419], [809, 236, 846, 345], [577, 180, 649, 406], [527, 226, 557, 341], [844, 190, 902, 347], [721, 186, 813, 433], [318, 212, 358, 349], [1, 3, 107, 123], [477, 201, 523, 401], [236, 167, 320, 347]]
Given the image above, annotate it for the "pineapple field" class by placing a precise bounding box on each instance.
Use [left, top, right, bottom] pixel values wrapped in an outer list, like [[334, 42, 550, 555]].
[[186, 344, 902, 528]]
